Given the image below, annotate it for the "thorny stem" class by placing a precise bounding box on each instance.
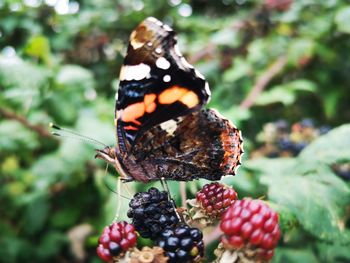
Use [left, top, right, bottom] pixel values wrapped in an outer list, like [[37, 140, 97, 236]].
[[240, 56, 287, 110], [0, 107, 54, 139]]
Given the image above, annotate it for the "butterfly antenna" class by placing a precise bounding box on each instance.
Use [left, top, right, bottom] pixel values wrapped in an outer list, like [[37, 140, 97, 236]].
[[50, 123, 108, 148]]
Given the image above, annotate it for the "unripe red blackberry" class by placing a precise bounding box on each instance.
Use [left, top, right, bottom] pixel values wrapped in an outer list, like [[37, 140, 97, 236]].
[[220, 199, 280, 261], [127, 187, 179, 239], [156, 224, 204, 263], [196, 182, 238, 218], [97, 221, 137, 262]]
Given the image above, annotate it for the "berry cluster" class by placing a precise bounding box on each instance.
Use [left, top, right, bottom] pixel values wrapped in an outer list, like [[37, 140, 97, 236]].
[[253, 119, 330, 158], [97, 221, 137, 262], [220, 199, 280, 261], [97, 184, 281, 263], [196, 182, 238, 218], [156, 224, 204, 263], [127, 187, 179, 239], [188, 182, 238, 225]]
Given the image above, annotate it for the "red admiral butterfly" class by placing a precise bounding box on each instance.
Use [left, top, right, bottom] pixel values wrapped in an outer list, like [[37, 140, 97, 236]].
[[96, 17, 243, 183]]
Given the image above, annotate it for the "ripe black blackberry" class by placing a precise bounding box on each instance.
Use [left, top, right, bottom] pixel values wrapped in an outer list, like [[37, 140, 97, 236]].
[[127, 187, 179, 239], [156, 224, 204, 263]]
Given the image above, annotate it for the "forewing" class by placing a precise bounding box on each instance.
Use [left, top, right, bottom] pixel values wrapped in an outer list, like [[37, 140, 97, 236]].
[[115, 17, 210, 151]]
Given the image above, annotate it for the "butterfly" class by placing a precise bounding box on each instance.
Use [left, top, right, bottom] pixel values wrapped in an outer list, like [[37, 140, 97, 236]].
[[96, 17, 243, 183]]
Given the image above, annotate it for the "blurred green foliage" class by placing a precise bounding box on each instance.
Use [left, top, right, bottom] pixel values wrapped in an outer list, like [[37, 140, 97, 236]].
[[1, 0, 350, 262]]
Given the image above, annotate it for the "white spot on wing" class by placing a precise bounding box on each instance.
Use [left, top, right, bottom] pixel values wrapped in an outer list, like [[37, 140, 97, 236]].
[[147, 42, 153, 47], [195, 69, 205, 80], [163, 75, 171, 82], [160, 119, 178, 136], [174, 44, 182, 57], [163, 24, 172, 32], [119, 64, 151, 81], [205, 82, 211, 102], [155, 47, 162, 54], [147, 17, 160, 24], [115, 92, 119, 100], [180, 57, 194, 69], [156, 57, 171, 70]]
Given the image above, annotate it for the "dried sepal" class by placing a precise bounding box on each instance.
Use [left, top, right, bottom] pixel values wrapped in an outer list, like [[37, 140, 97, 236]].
[[128, 246, 168, 263], [214, 243, 273, 263], [187, 198, 217, 227]]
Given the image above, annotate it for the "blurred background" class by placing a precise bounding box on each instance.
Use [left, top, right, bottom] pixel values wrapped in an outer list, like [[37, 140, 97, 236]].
[[1, 0, 350, 262]]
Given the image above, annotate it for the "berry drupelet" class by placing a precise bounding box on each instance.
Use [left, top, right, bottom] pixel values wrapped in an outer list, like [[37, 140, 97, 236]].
[[156, 224, 204, 263], [127, 187, 179, 239], [97, 221, 137, 262]]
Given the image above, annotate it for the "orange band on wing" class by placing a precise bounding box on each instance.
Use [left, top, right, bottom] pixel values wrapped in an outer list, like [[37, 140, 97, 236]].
[[144, 93, 157, 113], [120, 93, 158, 125], [121, 102, 145, 124], [179, 91, 199, 108], [124, 125, 139, 130], [159, 86, 188, 104], [159, 86, 199, 108]]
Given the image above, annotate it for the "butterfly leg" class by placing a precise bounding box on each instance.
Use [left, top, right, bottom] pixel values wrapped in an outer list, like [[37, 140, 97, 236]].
[[160, 177, 182, 222]]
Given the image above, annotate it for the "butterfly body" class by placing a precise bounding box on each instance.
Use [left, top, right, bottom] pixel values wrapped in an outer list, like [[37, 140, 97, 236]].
[[96, 17, 243, 183]]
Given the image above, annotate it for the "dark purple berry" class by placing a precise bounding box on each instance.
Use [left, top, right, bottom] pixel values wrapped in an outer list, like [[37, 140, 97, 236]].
[[127, 187, 179, 239], [156, 225, 204, 263]]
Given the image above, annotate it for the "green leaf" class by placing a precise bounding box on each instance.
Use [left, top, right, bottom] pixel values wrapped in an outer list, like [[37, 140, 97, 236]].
[[298, 124, 350, 168], [55, 65, 95, 90], [316, 241, 350, 263], [244, 158, 297, 177], [22, 195, 50, 235], [261, 171, 350, 244], [24, 35, 51, 64], [50, 207, 81, 228], [321, 90, 341, 119], [223, 58, 251, 83], [36, 232, 67, 260], [0, 121, 39, 152], [335, 7, 350, 34], [273, 247, 318, 263], [285, 79, 317, 92], [255, 79, 316, 106], [287, 38, 315, 66], [211, 28, 241, 47], [0, 56, 50, 93], [255, 86, 296, 106]]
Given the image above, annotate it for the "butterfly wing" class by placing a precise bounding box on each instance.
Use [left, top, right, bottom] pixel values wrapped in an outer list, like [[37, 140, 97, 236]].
[[122, 109, 243, 182], [115, 17, 210, 151]]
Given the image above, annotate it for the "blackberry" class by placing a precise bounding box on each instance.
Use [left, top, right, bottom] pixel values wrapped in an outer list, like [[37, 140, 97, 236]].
[[156, 224, 204, 263], [97, 221, 137, 262], [274, 119, 289, 132], [277, 137, 294, 152], [220, 198, 280, 261], [300, 118, 315, 128], [127, 187, 179, 239], [292, 142, 307, 155]]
